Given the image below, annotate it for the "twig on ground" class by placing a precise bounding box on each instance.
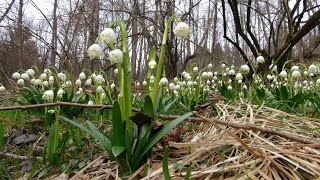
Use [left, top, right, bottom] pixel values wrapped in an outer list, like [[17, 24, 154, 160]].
[[0, 102, 319, 145]]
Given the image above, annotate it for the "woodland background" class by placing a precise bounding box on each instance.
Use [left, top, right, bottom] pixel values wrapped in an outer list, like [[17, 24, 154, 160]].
[[0, 0, 320, 86]]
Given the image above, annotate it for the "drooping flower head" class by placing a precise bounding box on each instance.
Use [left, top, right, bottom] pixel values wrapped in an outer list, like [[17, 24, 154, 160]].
[[12, 72, 20, 79], [43, 90, 54, 102], [256, 55, 265, 64], [148, 60, 157, 69], [174, 22, 190, 39], [26, 69, 35, 77], [0, 85, 5, 92], [88, 44, 102, 60], [108, 49, 123, 64], [100, 28, 117, 44]]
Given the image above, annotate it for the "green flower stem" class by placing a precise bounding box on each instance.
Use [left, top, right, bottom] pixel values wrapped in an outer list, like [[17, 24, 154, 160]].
[[119, 20, 132, 135], [152, 15, 176, 106]]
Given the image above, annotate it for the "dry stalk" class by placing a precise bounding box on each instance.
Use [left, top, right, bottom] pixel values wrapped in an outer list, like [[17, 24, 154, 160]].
[[0, 102, 319, 145]]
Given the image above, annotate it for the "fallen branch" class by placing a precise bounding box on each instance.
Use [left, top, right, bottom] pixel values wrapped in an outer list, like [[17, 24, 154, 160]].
[[0, 102, 319, 145], [0, 152, 42, 160]]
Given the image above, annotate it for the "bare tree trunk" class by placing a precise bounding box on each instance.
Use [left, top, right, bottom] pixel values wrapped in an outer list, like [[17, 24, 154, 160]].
[[89, 0, 100, 71], [18, 0, 23, 69], [50, 0, 58, 67], [131, 0, 139, 80]]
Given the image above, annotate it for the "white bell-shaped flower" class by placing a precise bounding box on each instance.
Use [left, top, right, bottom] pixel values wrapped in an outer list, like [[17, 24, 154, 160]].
[[100, 28, 117, 44], [88, 44, 102, 60], [173, 22, 190, 39], [108, 49, 123, 64], [43, 90, 54, 102]]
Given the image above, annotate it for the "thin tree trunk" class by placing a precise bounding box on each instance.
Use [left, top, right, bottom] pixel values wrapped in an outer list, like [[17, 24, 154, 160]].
[[50, 0, 58, 67]]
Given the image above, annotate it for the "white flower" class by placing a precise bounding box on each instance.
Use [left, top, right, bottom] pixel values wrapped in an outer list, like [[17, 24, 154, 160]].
[[95, 75, 105, 84], [79, 72, 86, 80], [221, 63, 226, 68], [193, 67, 198, 72], [256, 55, 265, 64], [316, 79, 320, 85], [243, 84, 248, 90], [100, 28, 117, 44], [292, 70, 301, 78], [213, 76, 218, 80], [97, 85, 104, 93], [303, 70, 308, 76], [77, 88, 83, 94], [40, 73, 47, 80], [291, 66, 299, 71], [26, 69, 35, 77], [267, 74, 274, 81], [49, 76, 54, 84], [269, 64, 277, 73], [114, 68, 118, 74], [85, 79, 92, 86], [150, 75, 155, 80], [310, 73, 314, 77], [174, 84, 180, 90], [143, 80, 147, 86], [111, 83, 116, 89], [12, 72, 20, 79], [169, 83, 175, 90], [21, 73, 29, 80], [108, 49, 123, 64], [207, 72, 213, 79], [0, 85, 5, 92], [160, 77, 169, 86], [75, 79, 81, 86], [136, 82, 140, 86], [66, 81, 72, 87], [88, 100, 94, 105], [279, 71, 287, 78], [228, 69, 235, 76], [43, 90, 54, 102], [230, 65, 235, 69], [174, 77, 179, 82], [91, 73, 97, 79], [43, 81, 49, 87], [202, 72, 208, 79], [227, 85, 233, 90], [58, 73, 67, 82], [235, 73, 243, 80], [148, 60, 157, 69], [308, 64, 317, 74], [206, 80, 211, 85], [240, 64, 250, 73], [226, 67, 230, 72], [57, 89, 64, 98], [173, 22, 190, 39], [35, 79, 42, 86], [88, 44, 102, 59], [208, 63, 213, 68], [222, 73, 227, 77], [17, 79, 25, 86], [44, 69, 52, 75]]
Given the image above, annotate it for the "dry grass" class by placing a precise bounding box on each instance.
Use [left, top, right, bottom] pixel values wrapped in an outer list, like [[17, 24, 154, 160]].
[[57, 101, 320, 180]]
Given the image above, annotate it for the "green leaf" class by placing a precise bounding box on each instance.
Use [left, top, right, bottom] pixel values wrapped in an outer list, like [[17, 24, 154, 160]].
[[134, 112, 193, 169], [163, 146, 171, 180], [185, 164, 192, 180], [173, 163, 184, 171], [143, 95, 155, 118], [60, 116, 111, 152], [111, 101, 125, 147], [28, 160, 39, 180], [0, 123, 4, 147], [163, 99, 177, 113], [112, 146, 126, 157]]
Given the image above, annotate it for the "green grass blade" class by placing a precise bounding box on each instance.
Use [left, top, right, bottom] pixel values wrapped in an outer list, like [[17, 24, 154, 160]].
[[0, 123, 4, 148], [163, 146, 171, 180]]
